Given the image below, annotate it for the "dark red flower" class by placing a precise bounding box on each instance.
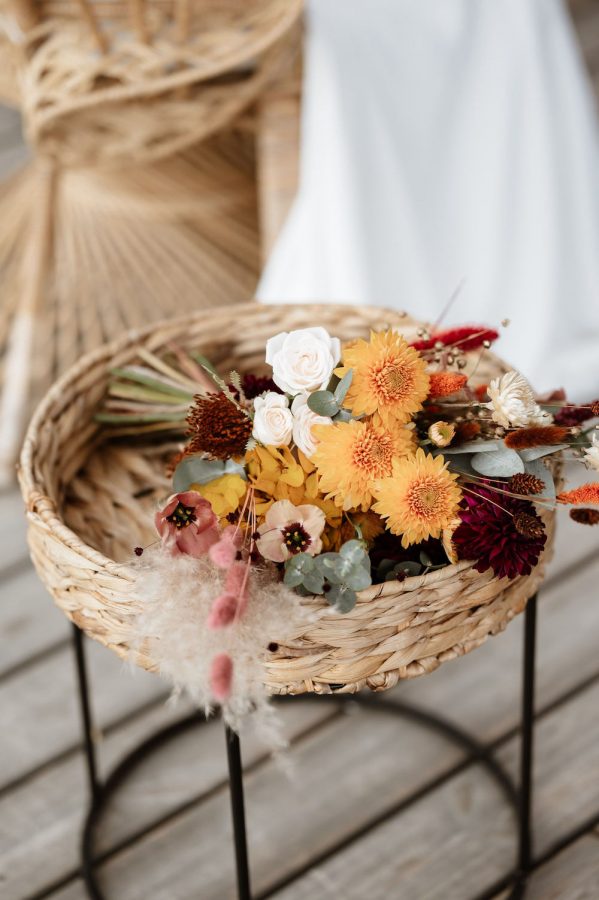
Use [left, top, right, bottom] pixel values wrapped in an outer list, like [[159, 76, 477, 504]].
[[554, 399, 599, 427], [228, 374, 283, 401], [452, 486, 546, 580], [411, 325, 499, 353]]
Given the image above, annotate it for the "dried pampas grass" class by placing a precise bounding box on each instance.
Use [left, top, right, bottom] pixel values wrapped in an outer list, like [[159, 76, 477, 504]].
[[133, 546, 307, 751]]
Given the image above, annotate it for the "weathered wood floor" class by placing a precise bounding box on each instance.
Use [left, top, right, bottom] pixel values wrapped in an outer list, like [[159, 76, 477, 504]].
[[2, 4, 599, 897]]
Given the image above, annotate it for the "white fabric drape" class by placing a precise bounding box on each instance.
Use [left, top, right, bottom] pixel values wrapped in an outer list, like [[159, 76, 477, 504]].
[[258, 0, 599, 398]]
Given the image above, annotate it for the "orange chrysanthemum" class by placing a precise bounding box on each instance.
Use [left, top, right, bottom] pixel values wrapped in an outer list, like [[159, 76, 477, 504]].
[[557, 484, 599, 505], [312, 419, 414, 511], [428, 372, 468, 398], [372, 449, 462, 547], [335, 330, 430, 428]]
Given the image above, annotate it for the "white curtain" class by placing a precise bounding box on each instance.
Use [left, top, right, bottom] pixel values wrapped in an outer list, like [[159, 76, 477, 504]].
[[258, 0, 599, 398]]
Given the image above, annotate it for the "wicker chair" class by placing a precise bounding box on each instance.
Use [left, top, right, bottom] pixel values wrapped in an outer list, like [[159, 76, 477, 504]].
[[0, 0, 303, 482]]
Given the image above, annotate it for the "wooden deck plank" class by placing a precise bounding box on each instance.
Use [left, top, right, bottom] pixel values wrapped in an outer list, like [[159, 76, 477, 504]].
[[0, 567, 68, 677], [0, 637, 164, 790], [0, 489, 29, 575], [0, 701, 335, 899], [522, 833, 599, 899], [270, 681, 599, 899]]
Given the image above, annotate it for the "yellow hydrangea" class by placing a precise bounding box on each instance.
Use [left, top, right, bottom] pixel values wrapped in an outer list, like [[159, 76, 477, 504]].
[[245, 445, 342, 530], [191, 474, 247, 520]]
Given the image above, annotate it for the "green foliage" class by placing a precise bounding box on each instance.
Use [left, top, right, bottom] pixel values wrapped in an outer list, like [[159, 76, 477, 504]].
[[172, 456, 247, 492], [307, 370, 354, 421], [283, 537, 372, 613]]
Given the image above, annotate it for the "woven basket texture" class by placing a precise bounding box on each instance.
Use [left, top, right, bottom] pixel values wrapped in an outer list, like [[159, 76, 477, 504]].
[[6, 0, 303, 165], [19, 303, 556, 695]]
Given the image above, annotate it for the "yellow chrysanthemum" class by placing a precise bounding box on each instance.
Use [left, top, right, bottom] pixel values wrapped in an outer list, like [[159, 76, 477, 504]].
[[245, 445, 342, 528], [312, 419, 413, 512], [373, 449, 462, 548], [336, 330, 430, 428], [191, 474, 247, 520]]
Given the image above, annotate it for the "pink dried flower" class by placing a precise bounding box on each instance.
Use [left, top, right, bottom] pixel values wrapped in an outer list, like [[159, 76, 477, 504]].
[[210, 653, 233, 701], [207, 593, 238, 628], [209, 525, 243, 569], [155, 491, 219, 558]]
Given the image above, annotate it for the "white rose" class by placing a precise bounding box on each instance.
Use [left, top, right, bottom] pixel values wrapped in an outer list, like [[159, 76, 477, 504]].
[[291, 393, 333, 457], [252, 392, 293, 447], [265, 327, 341, 395]]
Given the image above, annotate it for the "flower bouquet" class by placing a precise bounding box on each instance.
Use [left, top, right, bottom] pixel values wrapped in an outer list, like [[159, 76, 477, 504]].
[[96, 311, 599, 742]]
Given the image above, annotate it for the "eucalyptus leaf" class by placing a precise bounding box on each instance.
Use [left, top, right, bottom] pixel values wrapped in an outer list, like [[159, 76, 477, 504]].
[[172, 456, 247, 492], [523, 459, 556, 499], [439, 440, 501, 455], [386, 561, 422, 581], [333, 408, 353, 423], [519, 444, 569, 462], [344, 566, 372, 592], [326, 584, 357, 613], [339, 539, 367, 563], [471, 447, 525, 477], [444, 454, 477, 477], [334, 369, 353, 405], [307, 391, 340, 417], [302, 570, 326, 594], [419, 550, 433, 567]]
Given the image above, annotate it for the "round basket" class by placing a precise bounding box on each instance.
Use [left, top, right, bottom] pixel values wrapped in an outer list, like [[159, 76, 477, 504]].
[[19, 302, 555, 695]]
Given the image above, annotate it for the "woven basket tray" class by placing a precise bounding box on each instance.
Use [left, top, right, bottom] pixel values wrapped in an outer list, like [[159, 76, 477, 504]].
[[19, 303, 555, 695]]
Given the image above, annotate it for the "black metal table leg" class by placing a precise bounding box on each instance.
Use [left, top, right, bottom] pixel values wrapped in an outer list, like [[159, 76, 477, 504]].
[[225, 724, 252, 900], [72, 623, 101, 803], [510, 593, 537, 899]]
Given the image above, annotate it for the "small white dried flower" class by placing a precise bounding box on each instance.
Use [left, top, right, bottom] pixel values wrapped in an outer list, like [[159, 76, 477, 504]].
[[485, 371, 552, 429], [428, 421, 455, 448], [583, 432, 599, 472]]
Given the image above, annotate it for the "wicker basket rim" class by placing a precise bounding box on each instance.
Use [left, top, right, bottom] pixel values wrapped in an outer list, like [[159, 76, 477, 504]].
[[19, 301, 491, 597]]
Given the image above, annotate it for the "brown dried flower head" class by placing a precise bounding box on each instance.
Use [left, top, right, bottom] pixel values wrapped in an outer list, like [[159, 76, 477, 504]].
[[569, 508, 599, 526], [508, 473, 544, 496], [186, 392, 252, 460], [513, 511, 545, 539], [504, 426, 570, 450]]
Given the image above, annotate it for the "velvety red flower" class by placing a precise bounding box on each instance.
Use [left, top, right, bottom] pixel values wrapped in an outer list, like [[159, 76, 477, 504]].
[[411, 326, 499, 353], [155, 491, 220, 557], [452, 486, 546, 579], [554, 399, 599, 427]]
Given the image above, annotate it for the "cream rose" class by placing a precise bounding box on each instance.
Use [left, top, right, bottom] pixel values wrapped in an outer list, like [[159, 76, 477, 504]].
[[265, 327, 341, 395], [252, 392, 293, 447], [291, 393, 333, 457]]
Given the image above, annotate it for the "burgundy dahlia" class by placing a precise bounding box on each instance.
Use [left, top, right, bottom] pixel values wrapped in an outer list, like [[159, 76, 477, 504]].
[[452, 486, 546, 580], [241, 374, 282, 400]]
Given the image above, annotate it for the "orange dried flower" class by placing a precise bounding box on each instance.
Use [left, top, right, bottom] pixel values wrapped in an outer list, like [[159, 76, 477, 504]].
[[474, 384, 489, 401], [428, 372, 468, 398], [570, 508, 599, 525], [592, 401, 599, 416], [557, 484, 599, 505], [186, 392, 252, 460], [504, 426, 570, 450]]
